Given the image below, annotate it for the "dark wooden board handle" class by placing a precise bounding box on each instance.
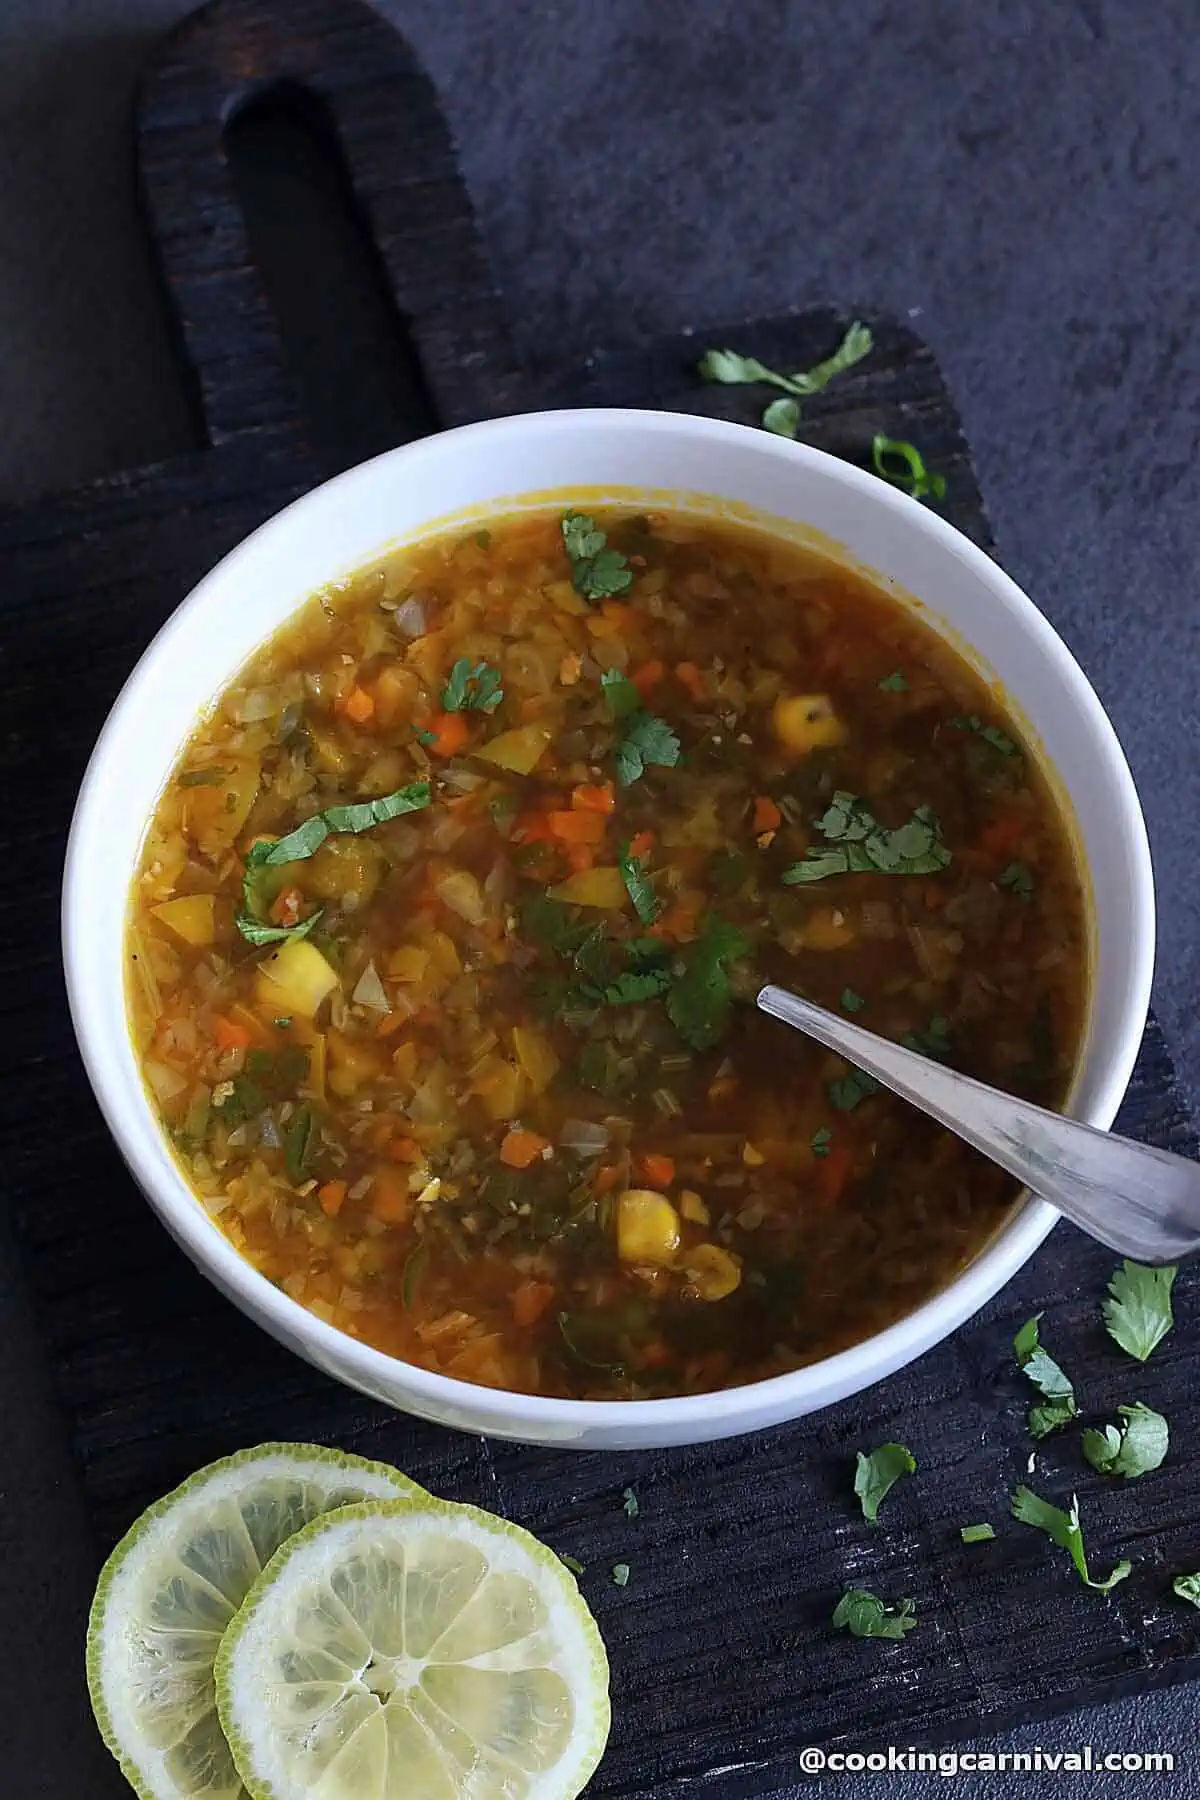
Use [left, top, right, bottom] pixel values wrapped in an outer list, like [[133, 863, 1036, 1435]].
[[136, 0, 520, 451]]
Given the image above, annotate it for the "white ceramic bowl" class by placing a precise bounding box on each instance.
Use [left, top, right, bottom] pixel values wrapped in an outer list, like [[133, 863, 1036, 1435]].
[[62, 409, 1154, 1449]]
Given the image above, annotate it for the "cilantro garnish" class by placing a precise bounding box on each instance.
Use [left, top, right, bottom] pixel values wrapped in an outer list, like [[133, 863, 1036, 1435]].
[[1013, 1314, 1078, 1438], [619, 843, 661, 924], [762, 397, 800, 438], [284, 1103, 318, 1183], [878, 670, 908, 692], [698, 321, 873, 439], [665, 914, 749, 1051], [178, 766, 232, 787], [1010, 1486, 1132, 1592], [960, 1523, 996, 1544], [840, 988, 866, 1014], [871, 434, 946, 502], [999, 861, 1034, 900], [1173, 1574, 1200, 1608], [561, 512, 634, 601], [952, 714, 1019, 758], [1082, 1403, 1168, 1479], [622, 1486, 640, 1518], [782, 790, 950, 883], [811, 1126, 833, 1158], [1103, 1260, 1176, 1362], [829, 1070, 881, 1112], [235, 782, 429, 945], [441, 657, 503, 713], [900, 1016, 952, 1062], [611, 1563, 631, 1588], [832, 1588, 917, 1640], [604, 967, 672, 1005], [854, 1442, 916, 1524], [602, 669, 681, 787]]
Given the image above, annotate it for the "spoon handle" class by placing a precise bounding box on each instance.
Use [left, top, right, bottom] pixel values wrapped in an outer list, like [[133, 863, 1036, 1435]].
[[757, 984, 1200, 1265]]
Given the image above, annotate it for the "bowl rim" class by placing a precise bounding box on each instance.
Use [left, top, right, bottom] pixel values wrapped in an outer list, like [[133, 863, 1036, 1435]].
[[62, 406, 1156, 1437]]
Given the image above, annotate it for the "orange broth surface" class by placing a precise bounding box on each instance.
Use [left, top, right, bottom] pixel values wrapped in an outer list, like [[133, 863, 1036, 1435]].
[[127, 506, 1087, 1398]]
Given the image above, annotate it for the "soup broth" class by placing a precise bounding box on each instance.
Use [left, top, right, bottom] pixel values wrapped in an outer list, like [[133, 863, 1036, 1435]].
[[127, 506, 1087, 1398]]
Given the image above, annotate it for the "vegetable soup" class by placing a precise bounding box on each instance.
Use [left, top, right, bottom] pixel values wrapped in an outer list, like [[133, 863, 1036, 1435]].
[[127, 506, 1087, 1399]]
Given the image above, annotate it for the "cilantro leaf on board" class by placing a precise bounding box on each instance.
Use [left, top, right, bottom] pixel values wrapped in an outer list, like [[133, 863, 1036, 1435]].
[[1103, 1260, 1176, 1362], [1010, 1486, 1132, 1592], [960, 1523, 996, 1544], [832, 1589, 917, 1640], [1081, 1403, 1168, 1479], [1013, 1314, 1078, 1438], [871, 434, 946, 502], [854, 1442, 917, 1523]]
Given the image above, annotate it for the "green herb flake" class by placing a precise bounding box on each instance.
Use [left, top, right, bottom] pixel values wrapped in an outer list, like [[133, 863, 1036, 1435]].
[[600, 670, 681, 787], [1103, 1260, 1177, 1363], [832, 1588, 917, 1640], [871, 434, 947, 503], [1173, 1573, 1200, 1608], [1013, 1313, 1079, 1438], [619, 844, 661, 924], [783, 791, 951, 883], [441, 656, 504, 714], [561, 512, 634, 601], [840, 988, 866, 1014], [829, 1070, 881, 1112], [999, 861, 1035, 900], [622, 1485, 640, 1518], [234, 908, 325, 949], [878, 670, 909, 692], [1082, 1403, 1169, 1479], [401, 1243, 429, 1310], [952, 714, 1019, 758], [854, 1442, 917, 1523], [611, 1562, 631, 1588], [559, 1552, 585, 1576], [699, 322, 872, 400], [1010, 1485, 1132, 1592], [762, 396, 800, 438], [900, 1016, 953, 1062], [284, 1104, 318, 1184], [709, 848, 750, 895], [960, 1523, 996, 1544], [178, 766, 231, 787], [666, 914, 749, 1051], [811, 1126, 833, 1159]]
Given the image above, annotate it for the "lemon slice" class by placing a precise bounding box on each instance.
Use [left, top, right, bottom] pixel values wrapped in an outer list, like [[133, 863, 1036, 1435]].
[[87, 1443, 422, 1800], [215, 1497, 611, 1800]]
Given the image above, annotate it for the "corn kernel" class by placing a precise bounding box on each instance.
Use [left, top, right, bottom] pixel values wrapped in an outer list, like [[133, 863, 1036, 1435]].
[[685, 1243, 742, 1301], [679, 1189, 710, 1225], [772, 693, 846, 755], [616, 1189, 681, 1267], [742, 1141, 766, 1167]]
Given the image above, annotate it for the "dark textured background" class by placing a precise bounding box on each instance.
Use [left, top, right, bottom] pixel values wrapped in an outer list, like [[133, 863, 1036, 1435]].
[[2, 0, 1198, 1793]]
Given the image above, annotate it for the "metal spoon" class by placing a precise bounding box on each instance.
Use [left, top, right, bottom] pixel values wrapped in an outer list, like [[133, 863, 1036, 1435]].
[[756, 983, 1200, 1265]]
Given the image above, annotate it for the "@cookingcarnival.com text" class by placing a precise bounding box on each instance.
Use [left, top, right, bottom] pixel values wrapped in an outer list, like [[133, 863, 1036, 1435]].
[[796, 1746, 1174, 1776]]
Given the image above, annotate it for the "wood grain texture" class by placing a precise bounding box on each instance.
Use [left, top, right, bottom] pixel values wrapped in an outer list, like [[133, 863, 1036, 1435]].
[[1, 1, 1198, 1793]]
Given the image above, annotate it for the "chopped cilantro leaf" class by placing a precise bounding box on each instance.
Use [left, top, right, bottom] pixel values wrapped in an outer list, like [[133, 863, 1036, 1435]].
[[829, 1070, 881, 1112], [615, 712, 681, 787], [604, 968, 672, 1005], [878, 669, 908, 692], [709, 848, 749, 894], [1013, 1313, 1078, 1438], [952, 714, 1019, 758], [854, 1442, 916, 1523], [666, 914, 748, 1051], [284, 1104, 318, 1183], [699, 322, 872, 400], [1173, 1574, 1200, 1608], [960, 1523, 996, 1544], [841, 987, 865, 1014], [811, 1126, 833, 1158], [619, 844, 661, 924], [1082, 1403, 1168, 1479], [611, 1562, 631, 1588], [441, 657, 504, 713], [622, 1485, 640, 1518], [1103, 1260, 1176, 1362], [782, 791, 950, 882], [871, 434, 946, 503], [762, 397, 800, 438], [999, 860, 1035, 900], [561, 512, 634, 601], [832, 1588, 917, 1640], [601, 668, 642, 722], [900, 1016, 952, 1062], [1010, 1486, 1132, 1592], [234, 906, 324, 948]]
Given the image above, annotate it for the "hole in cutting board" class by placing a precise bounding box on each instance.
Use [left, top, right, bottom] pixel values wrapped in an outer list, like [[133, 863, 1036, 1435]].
[[225, 83, 438, 469]]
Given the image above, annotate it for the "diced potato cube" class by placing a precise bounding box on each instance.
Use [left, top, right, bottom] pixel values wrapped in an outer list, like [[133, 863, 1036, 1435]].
[[435, 869, 485, 925], [387, 944, 430, 983], [772, 694, 846, 755], [426, 930, 462, 979], [679, 1189, 710, 1225], [616, 1189, 681, 1267], [254, 939, 338, 1018], [327, 1030, 383, 1098], [185, 755, 261, 853], [474, 723, 551, 775], [684, 1243, 742, 1300], [150, 894, 216, 948], [473, 1056, 526, 1122], [512, 1025, 560, 1096], [548, 866, 627, 909]]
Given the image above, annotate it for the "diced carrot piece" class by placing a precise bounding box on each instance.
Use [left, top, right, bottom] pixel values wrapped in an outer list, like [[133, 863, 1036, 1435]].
[[815, 1142, 854, 1207], [388, 1135, 422, 1163], [269, 884, 304, 927], [318, 1179, 347, 1217], [511, 1279, 556, 1327], [499, 1129, 550, 1169], [547, 809, 606, 844], [639, 1152, 676, 1187], [632, 659, 665, 698], [676, 661, 706, 700], [753, 795, 782, 834], [571, 782, 616, 815], [371, 1168, 411, 1224], [340, 685, 375, 724], [628, 829, 655, 859], [421, 710, 471, 757], [213, 1015, 252, 1052]]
